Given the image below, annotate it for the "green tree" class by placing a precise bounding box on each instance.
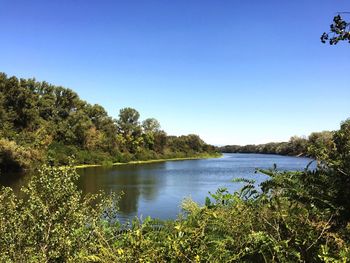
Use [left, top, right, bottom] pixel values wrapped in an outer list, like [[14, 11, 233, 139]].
[[287, 136, 308, 155], [142, 118, 161, 151], [153, 130, 167, 153], [142, 118, 160, 133], [117, 107, 143, 153], [184, 134, 205, 152], [0, 92, 6, 131], [307, 131, 335, 161], [0, 72, 218, 169]]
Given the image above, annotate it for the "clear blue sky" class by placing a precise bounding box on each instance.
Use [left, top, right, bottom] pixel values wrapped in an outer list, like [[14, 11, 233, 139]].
[[1, 0, 349, 145]]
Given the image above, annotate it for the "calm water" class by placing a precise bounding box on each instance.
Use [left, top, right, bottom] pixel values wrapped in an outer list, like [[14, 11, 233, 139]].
[[0, 154, 315, 222], [76, 153, 315, 222]]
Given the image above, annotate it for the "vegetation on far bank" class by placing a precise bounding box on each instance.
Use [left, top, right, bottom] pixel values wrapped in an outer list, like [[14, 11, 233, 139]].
[[219, 130, 334, 158], [0, 73, 218, 172], [1, 118, 350, 262]]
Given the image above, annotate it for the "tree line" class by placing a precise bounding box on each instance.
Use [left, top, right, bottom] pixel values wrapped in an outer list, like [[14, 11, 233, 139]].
[[219, 130, 334, 158], [0, 73, 218, 171]]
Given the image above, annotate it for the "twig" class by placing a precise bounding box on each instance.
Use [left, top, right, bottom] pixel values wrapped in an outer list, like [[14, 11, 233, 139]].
[[306, 215, 333, 251]]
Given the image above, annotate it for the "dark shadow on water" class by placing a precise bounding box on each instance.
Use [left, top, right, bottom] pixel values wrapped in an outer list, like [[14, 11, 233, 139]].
[[77, 163, 167, 219], [0, 170, 29, 194]]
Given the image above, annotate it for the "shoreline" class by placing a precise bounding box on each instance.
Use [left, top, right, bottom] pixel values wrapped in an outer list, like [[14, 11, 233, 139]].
[[220, 151, 311, 158], [74, 153, 223, 169]]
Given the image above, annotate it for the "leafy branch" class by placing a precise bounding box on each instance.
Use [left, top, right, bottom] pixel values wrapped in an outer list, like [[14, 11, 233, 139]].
[[321, 14, 350, 44]]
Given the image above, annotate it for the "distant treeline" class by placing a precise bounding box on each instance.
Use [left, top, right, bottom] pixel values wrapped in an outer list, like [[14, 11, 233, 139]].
[[0, 73, 218, 171], [219, 131, 335, 158]]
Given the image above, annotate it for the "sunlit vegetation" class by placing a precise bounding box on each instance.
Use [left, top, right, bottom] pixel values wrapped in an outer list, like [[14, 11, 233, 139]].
[[220, 131, 335, 158], [0, 73, 218, 172], [1, 118, 349, 262]]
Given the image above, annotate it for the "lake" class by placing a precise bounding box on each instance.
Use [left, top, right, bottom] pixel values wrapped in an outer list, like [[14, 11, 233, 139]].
[[0, 153, 315, 222], [76, 153, 315, 222]]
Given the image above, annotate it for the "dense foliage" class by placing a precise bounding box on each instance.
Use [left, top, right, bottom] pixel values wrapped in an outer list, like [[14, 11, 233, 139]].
[[0, 165, 119, 262], [0, 73, 218, 171], [1, 119, 349, 262], [219, 131, 334, 158]]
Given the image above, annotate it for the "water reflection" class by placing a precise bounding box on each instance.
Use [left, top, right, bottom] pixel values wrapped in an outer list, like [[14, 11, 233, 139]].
[[0, 170, 29, 195], [1, 154, 316, 222], [77, 163, 166, 217]]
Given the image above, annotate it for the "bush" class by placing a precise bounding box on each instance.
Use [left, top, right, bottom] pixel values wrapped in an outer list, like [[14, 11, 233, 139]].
[[0, 165, 119, 262], [0, 138, 41, 171]]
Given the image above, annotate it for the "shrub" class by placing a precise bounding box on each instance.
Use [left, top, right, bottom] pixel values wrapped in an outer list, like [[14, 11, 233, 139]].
[[0, 138, 41, 171], [0, 165, 118, 262]]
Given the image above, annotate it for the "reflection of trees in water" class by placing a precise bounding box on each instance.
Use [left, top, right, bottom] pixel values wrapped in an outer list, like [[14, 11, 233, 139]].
[[78, 163, 166, 215], [0, 170, 30, 196], [141, 176, 158, 200], [117, 175, 140, 214]]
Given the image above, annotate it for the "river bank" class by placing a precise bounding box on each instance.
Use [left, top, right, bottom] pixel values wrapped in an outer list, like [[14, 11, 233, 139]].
[[74, 153, 223, 169]]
